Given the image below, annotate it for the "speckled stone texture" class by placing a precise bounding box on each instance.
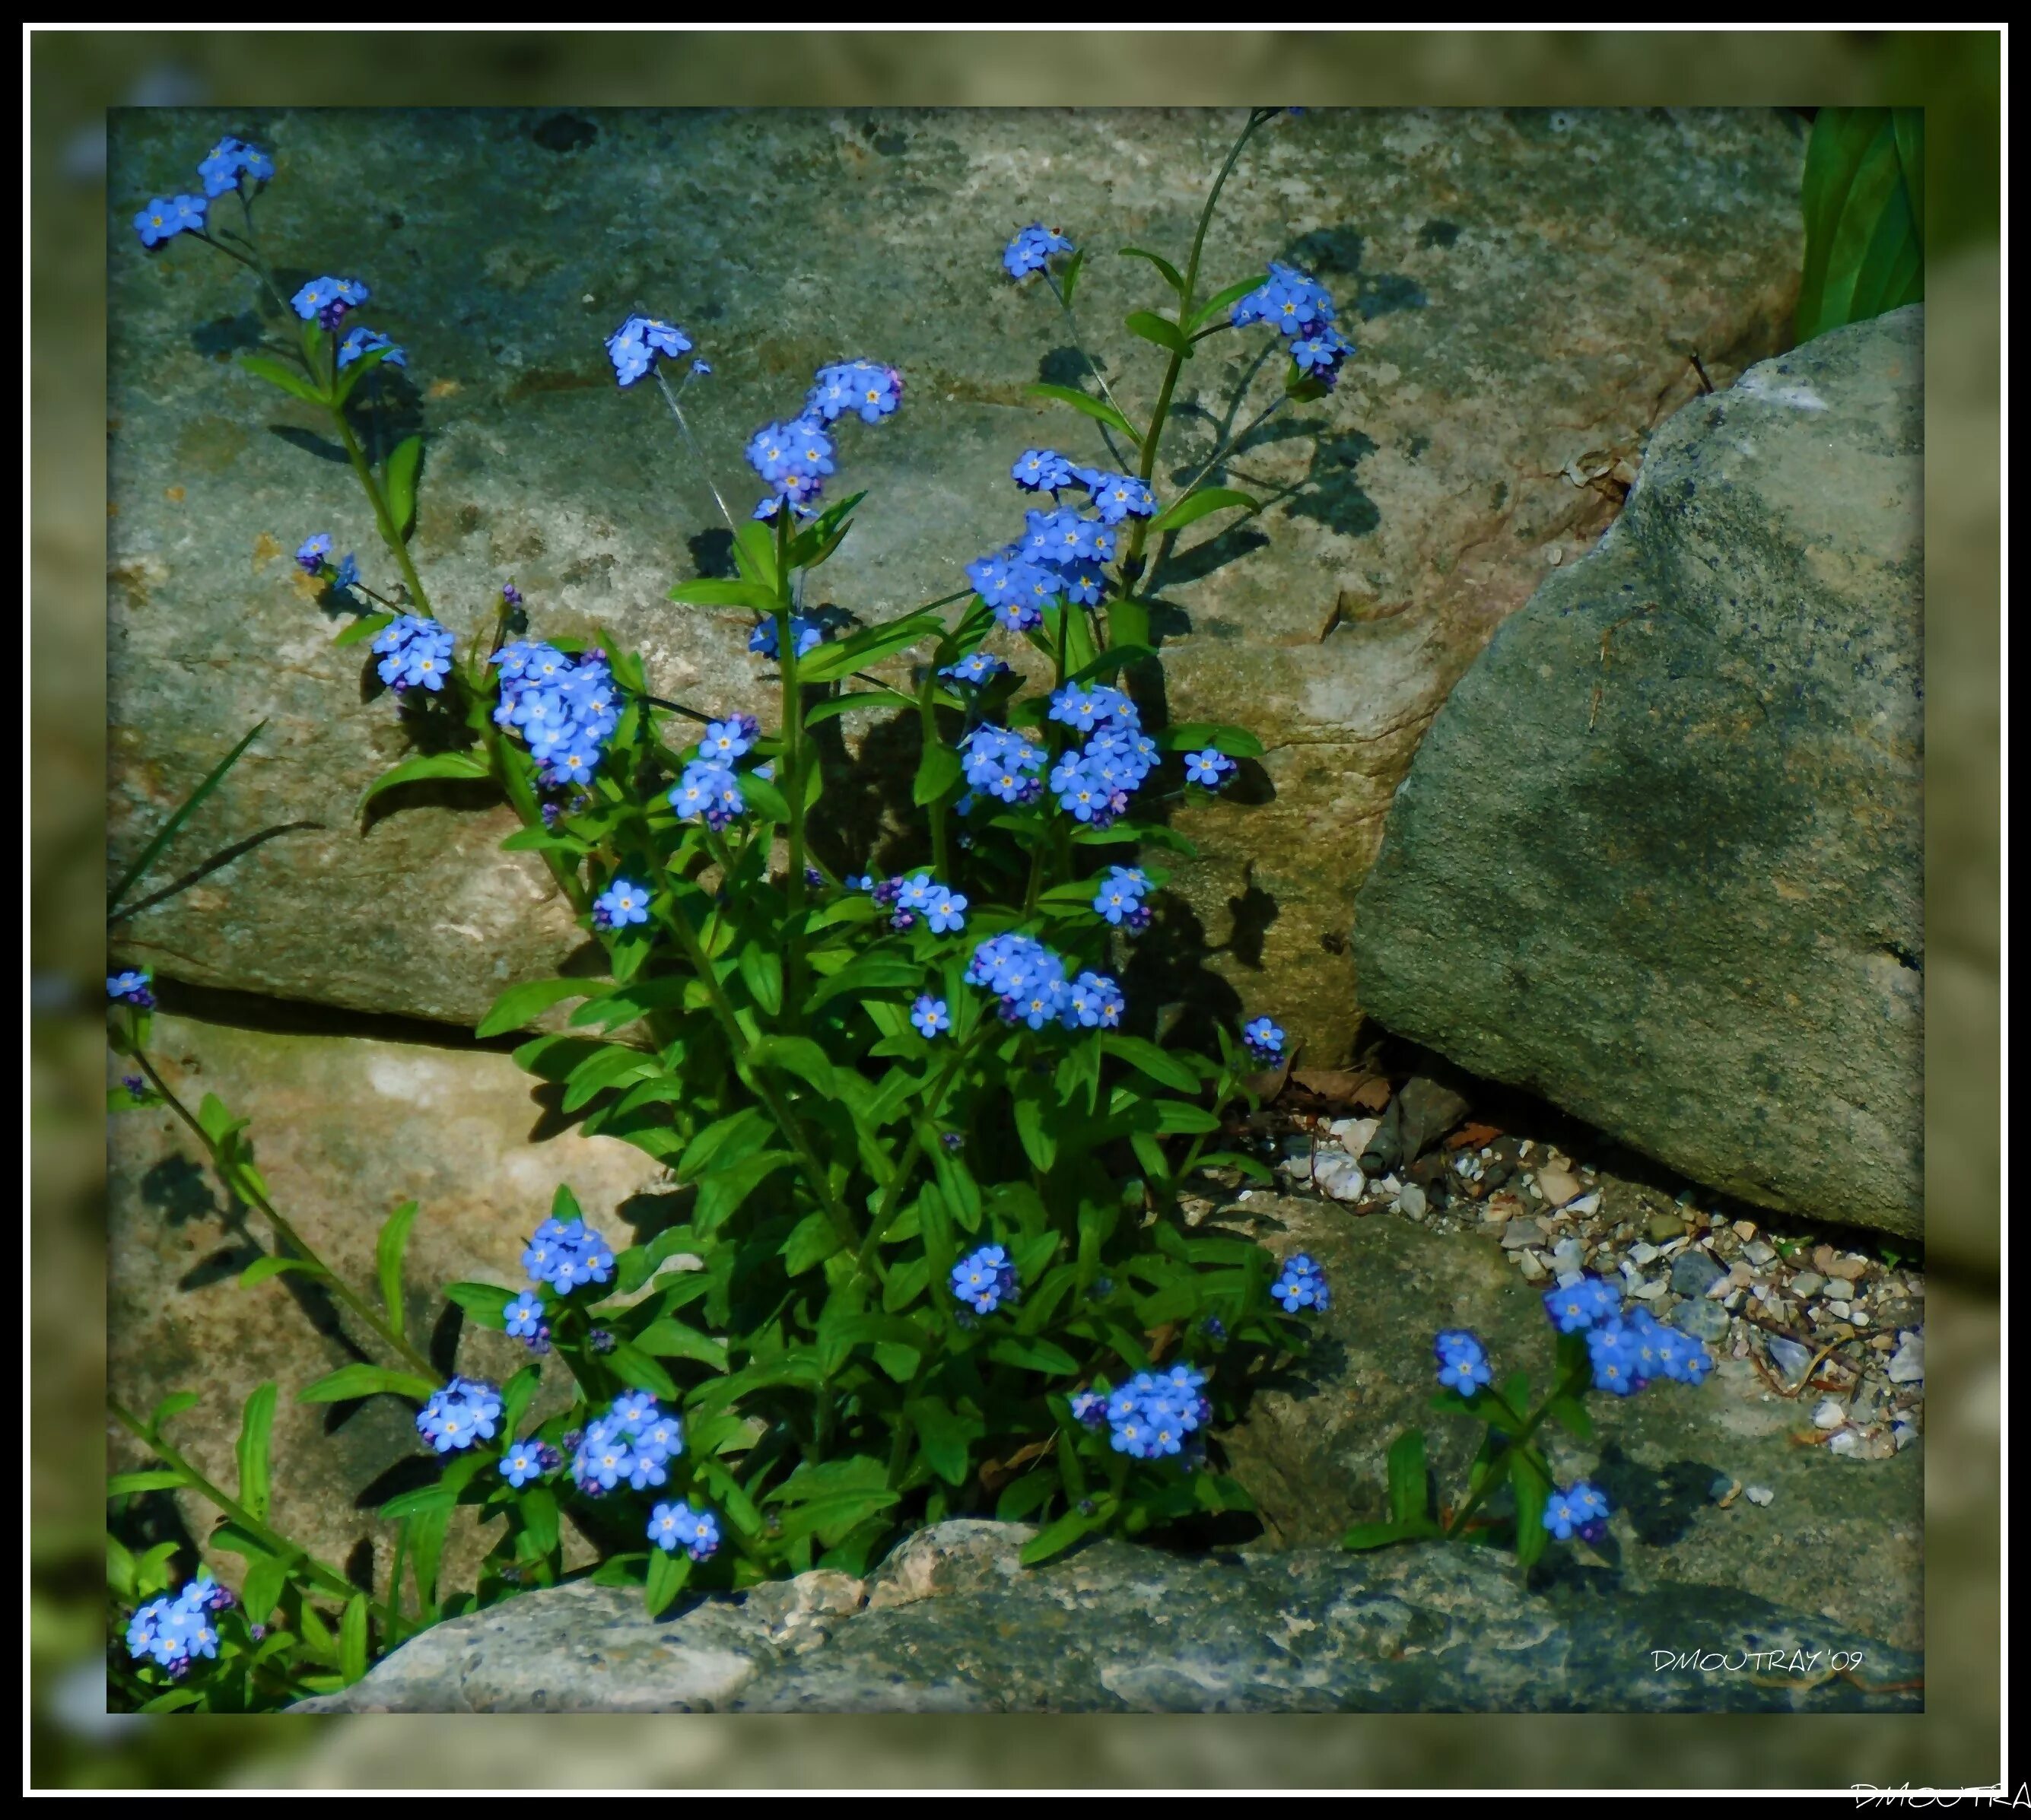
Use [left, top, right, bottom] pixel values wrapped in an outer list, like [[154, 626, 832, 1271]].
[[109, 106, 1804, 1058], [1211, 1195, 1921, 1653], [291, 1518, 1918, 1714], [1352, 308, 1922, 1235], [106, 1012, 672, 1599]]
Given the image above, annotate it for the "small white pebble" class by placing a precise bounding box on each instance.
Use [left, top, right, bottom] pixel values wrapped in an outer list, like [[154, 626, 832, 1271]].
[[1744, 1485, 1775, 1507], [1828, 1430, 1860, 1455], [1812, 1398, 1846, 1430]]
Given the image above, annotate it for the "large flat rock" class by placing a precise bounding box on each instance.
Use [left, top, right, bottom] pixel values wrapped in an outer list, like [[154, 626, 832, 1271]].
[[1351, 307, 1922, 1231], [291, 1517, 1917, 1714], [106, 1012, 669, 1599], [108, 106, 1804, 1056]]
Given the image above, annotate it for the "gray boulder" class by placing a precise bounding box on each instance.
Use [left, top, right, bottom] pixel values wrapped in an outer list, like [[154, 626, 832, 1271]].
[[1352, 307, 1922, 1234], [107, 106, 1804, 1057], [292, 1517, 1917, 1714]]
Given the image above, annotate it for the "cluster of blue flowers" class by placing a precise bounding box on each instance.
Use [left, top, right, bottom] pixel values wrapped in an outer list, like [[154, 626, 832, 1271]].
[[740, 357, 904, 526], [521, 1216, 616, 1294], [1543, 1272, 1714, 1396], [807, 358, 904, 425], [1081, 1364, 1211, 1462], [605, 315, 693, 388], [964, 510, 1114, 634], [1434, 1329, 1494, 1396], [1091, 866, 1152, 931], [1241, 1016, 1286, 1066], [1270, 1251, 1330, 1313], [1232, 260, 1356, 387], [126, 1573, 235, 1675], [1542, 1479, 1612, 1542], [1011, 448, 1159, 529], [965, 933, 1124, 1033], [667, 713, 762, 831], [133, 192, 206, 248], [491, 640, 621, 788], [371, 615, 456, 697], [107, 968, 156, 1009], [415, 1376, 504, 1455], [338, 325, 405, 371], [290, 275, 369, 331], [1003, 221, 1075, 281], [939, 650, 1009, 690], [957, 724, 1047, 806], [133, 137, 275, 248], [951, 1244, 1019, 1315], [569, 1391, 688, 1497], [866, 871, 968, 935], [1043, 681, 1159, 829], [748, 615, 826, 659], [649, 1500, 722, 1560]]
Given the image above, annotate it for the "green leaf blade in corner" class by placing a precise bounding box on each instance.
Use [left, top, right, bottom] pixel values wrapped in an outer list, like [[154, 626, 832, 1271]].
[[383, 434, 424, 541], [1796, 106, 1924, 344]]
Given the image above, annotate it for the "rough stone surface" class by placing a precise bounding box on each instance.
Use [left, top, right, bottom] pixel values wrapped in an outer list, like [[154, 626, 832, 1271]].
[[106, 1012, 670, 1599], [1351, 307, 1921, 1229], [109, 106, 1804, 1056], [292, 1517, 1915, 1714], [1213, 1196, 1921, 1650]]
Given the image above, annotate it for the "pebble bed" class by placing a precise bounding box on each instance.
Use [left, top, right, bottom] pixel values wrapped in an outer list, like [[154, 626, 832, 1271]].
[[1248, 1112, 1925, 1476]]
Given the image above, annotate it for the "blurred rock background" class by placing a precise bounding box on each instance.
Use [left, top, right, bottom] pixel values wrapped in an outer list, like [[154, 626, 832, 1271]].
[[31, 27, 1998, 1791]]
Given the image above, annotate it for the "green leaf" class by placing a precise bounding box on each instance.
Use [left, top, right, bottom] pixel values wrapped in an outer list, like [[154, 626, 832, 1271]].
[[1545, 1393, 1593, 1441], [1058, 246, 1085, 310], [1025, 382, 1139, 446], [913, 739, 963, 808], [666, 577, 780, 612], [644, 1545, 691, 1617], [773, 1486, 900, 1545], [476, 977, 599, 1040], [297, 1363, 438, 1405], [338, 1592, 370, 1684], [904, 1397, 974, 1486], [235, 1383, 278, 1521], [781, 1210, 843, 1276], [1385, 1429, 1428, 1526], [1512, 1452, 1552, 1570], [237, 1253, 329, 1289], [561, 1043, 660, 1114], [1342, 1518, 1440, 1551], [1797, 106, 1925, 341], [374, 1200, 419, 1343], [147, 1390, 201, 1434], [443, 1282, 515, 1329], [606, 1342, 679, 1400], [738, 945, 784, 1017], [237, 353, 327, 407], [1185, 275, 1263, 335], [519, 1485, 561, 1557], [1101, 1034, 1202, 1094], [1146, 487, 1260, 538], [1119, 245, 1185, 294], [108, 719, 268, 917], [359, 750, 491, 808], [986, 1336, 1079, 1376], [383, 434, 424, 541], [695, 1149, 795, 1234], [107, 1469, 190, 1496], [332, 611, 396, 649], [1124, 310, 1189, 355], [1012, 1094, 1057, 1174], [631, 1318, 729, 1371], [1019, 1500, 1112, 1566], [746, 1035, 839, 1099], [796, 608, 944, 685], [805, 688, 914, 726]]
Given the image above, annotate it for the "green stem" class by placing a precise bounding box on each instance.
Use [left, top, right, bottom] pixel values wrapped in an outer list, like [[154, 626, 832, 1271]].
[[108, 1399, 383, 1618], [126, 1049, 440, 1383], [774, 513, 811, 1018], [327, 404, 432, 616], [918, 665, 952, 881], [1441, 1367, 1587, 1539], [853, 1026, 992, 1275]]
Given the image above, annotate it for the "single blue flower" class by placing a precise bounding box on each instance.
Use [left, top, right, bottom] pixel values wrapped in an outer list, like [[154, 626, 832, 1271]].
[[1241, 1015, 1286, 1064], [1290, 324, 1355, 382], [1270, 1251, 1329, 1313], [605, 314, 691, 386], [197, 137, 272, 197], [295, 532, 332, 574], [503, 1291, 545, 1339], [1184, 748, 1237, 789], [500, 1442, 547, 1488], [331, 552, 360, 592], [910, 995, 951, 1039], [1062, 970, 1124, 1030], [939, 650, 1009, 688], [1434, 1329, 1492, 1396], [698, 714, 760, 761], [923, 885, 968, 934], [107, 969, 155, 1007], [1084, 472, 1157, 524], [748, 615, 825, 660]]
